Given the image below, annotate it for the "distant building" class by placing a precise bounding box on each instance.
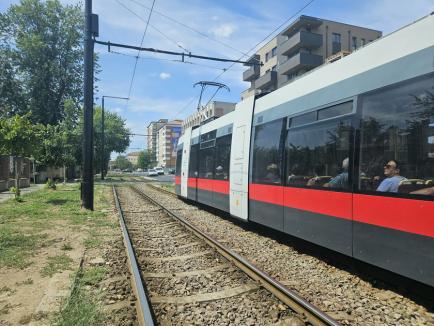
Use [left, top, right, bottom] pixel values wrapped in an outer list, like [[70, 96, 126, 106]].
[[182, 101, 236, 132], [147, 119, 168, 163], [241, 15, 382, 100], [156, 120, 183, 169], [126, 151, 141, 167]]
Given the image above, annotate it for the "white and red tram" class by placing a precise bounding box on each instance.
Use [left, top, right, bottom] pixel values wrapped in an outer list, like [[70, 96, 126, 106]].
[[175, 14, 434, 287]]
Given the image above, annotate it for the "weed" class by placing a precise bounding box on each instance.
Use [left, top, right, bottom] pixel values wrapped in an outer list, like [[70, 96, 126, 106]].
[[9, 186, 22, 202], [41, 254, 73, 277], [45, 178, 57, 190], [61, 243, 73, 251], [0, 286, 14, 294], [82, 266, 107, 286], [84, 237, 102, 249], [16, 278, 33, 286], [54, 288, 105, 326]]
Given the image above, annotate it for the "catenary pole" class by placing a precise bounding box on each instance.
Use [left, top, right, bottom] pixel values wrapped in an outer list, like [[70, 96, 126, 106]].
[[82, 0, 94, 210]]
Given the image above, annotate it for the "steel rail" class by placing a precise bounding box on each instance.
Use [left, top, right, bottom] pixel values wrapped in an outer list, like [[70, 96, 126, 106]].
[[147, 183, 177, 197], [130, 185, 340, 326], [112, 186, 155, 326]]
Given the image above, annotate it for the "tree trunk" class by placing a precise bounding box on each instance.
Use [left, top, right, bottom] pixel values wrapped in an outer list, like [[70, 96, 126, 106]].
[[14, 157, 19, 191]]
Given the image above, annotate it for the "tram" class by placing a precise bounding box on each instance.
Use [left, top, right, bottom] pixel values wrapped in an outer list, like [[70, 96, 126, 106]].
[[175, 14, 434, 287]]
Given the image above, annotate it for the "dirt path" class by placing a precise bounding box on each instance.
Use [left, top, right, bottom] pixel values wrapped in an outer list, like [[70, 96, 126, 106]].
[[0, 221, 87, 325]]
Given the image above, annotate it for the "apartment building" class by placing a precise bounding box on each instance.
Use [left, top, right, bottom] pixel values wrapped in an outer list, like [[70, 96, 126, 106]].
[[147, 119, 168, 163], [126, 151, 141, 167], [182, 101, 236, 132], [242, 15, 382, 99], [156, 120, 183, 169]]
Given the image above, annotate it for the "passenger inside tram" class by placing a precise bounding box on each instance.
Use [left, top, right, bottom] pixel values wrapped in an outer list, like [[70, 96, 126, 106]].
[[325, 157, 349, 189], [376, 160, 406, 193], [215, 165, 227, 180], [264, 163, 280, 184], [306, 164, 330, 186]]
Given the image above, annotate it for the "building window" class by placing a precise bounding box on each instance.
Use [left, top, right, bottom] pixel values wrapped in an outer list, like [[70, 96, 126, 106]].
[[361, 38, 366, 46], [352, 36, 357, 50], [332, 33, 341, 54], [265, 52, 269, 62], [271, 47, 277, 57]]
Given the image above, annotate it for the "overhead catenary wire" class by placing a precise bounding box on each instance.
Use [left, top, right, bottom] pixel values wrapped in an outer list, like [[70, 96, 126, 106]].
[[115, 0, 190, 53], [95, 40, 259, 66], [126, 0, 156, 103], [109, 49, 236, 71], [171, 0, 315, 118], [124, 0, 259, 64]]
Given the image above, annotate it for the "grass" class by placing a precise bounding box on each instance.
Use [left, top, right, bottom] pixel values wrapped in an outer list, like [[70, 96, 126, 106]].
[[160, 182, 175, 193], [54, 267, 106, 326], [81, 266, 107, 286], [0, 183, 113, 269], [41, 254, 73, 277], [55, 290, 105, 326], [0, 182, 114, 324], [61, 243, 73, 251], [0, 227, 42, 268]]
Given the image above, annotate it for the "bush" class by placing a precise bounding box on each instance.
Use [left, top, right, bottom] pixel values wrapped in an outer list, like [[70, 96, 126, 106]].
[[45, 178, 57, 190]]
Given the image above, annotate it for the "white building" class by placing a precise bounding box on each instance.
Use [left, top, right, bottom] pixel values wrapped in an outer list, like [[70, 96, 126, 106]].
[[156, 120, 183, 168], [182, 101, 236, 132]]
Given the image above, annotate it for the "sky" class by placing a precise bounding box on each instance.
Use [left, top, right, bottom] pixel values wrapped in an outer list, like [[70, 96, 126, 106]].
[[1, 0, 434, 157]]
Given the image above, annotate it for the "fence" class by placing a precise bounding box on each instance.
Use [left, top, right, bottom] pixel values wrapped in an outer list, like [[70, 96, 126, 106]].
[[0, 156, 31, 191]]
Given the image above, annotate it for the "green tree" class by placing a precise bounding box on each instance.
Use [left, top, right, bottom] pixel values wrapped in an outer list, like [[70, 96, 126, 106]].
[[0, 0, 85, 124], [75, 107, 130, 175], [137, 150, 151, 170], [0, 113, 42, 188], [114, 155, 132, 171]]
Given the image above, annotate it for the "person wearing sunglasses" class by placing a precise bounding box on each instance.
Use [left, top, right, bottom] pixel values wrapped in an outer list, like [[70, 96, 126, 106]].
[[376, 159, 406, 193]]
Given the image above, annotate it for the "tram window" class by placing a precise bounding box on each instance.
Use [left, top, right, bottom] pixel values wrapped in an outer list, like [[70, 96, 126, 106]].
[[286, 119, 352, 189], [214, 134, 231, 180], [358, 74, 434, 196], [175, 149, 182, 177], [289, 111, 316, 128], [199, 147, 215, 179], [189, 144, 198, 178], [251, 118, 286, 185], [317, 101, 353, 120]]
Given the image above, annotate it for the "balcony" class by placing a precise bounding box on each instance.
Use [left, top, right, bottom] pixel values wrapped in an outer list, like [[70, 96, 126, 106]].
[[243, 65, 260, 81], [279, 52, 323, 75], [255, 71, 277, 91], [280, 15, 322, 38], [279, 31, 322, 57]]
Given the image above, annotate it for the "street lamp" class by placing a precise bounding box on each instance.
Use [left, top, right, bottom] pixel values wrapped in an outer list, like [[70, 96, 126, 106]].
[[101, 95, 129, 180]]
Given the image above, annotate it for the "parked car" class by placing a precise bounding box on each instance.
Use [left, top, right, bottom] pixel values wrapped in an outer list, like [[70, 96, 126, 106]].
[[168, 168, 175, 174], [147, 169, 158, 177], [155, 167, 164, 175]]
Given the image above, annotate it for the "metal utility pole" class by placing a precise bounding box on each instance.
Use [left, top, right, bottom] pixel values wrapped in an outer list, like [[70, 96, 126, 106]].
[[101, 96, 128, 180], [82, 0, 98, 210]]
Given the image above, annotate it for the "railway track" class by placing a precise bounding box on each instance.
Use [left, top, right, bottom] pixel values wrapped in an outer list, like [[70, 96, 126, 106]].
[[113, 184, 338, 325], [147, 183, 177, 197]]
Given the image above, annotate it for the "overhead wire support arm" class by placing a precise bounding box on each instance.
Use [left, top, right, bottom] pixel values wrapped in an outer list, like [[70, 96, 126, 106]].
[[94, 40, 262, 66]]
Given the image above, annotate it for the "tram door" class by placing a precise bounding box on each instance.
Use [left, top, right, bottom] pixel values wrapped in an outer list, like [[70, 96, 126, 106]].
[[180, 128, 192, 198], [188, 141, 199, 201]]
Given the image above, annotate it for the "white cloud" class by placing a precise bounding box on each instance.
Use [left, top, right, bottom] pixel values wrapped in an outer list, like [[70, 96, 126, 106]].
[[210, 23, 236, 38], [159, 72, 171, 80]]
